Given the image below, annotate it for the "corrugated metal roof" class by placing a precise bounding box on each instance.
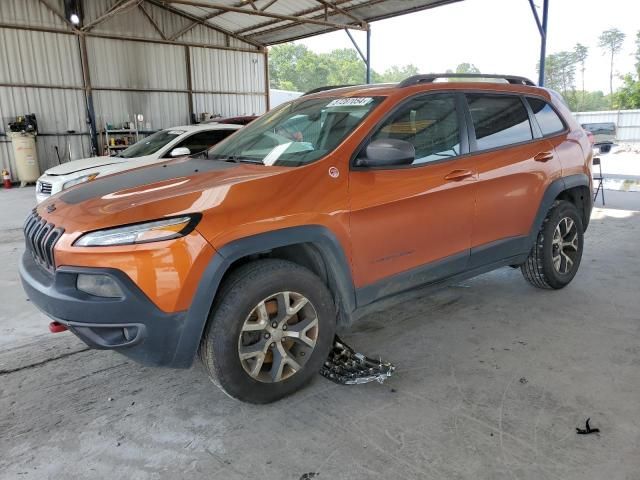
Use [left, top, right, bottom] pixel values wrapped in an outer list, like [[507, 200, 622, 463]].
[[159, 0, 463, 45]]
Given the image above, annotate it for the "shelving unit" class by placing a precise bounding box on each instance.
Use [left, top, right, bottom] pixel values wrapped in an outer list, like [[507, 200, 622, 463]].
[[102, 125, 139, 156]]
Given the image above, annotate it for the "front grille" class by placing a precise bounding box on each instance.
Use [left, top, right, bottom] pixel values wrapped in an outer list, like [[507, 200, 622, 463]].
[[39, 182, 52, 195], [23, 210, 64, 271]]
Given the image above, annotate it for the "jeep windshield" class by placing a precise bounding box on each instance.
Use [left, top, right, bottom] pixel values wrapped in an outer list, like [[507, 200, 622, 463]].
[[207, 96, 384, 166]]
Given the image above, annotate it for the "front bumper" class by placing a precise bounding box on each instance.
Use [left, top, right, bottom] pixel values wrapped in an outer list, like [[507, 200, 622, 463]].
[[19, 251, 189, 367], [35, 176, 60, 204], [36, 192, 50, 204]]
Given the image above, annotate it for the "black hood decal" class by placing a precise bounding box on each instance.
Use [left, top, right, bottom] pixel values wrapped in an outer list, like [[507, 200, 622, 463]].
[[60, 159, 237, 205]]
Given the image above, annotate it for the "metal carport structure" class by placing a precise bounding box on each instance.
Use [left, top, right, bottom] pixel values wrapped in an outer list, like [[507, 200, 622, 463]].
[[149, 0, 550, 86], [60, 0, 551, 88], [0, 0, 549, 174]]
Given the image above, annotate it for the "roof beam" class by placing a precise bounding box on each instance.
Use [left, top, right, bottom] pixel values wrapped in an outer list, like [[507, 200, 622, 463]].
[[168, 12, 213, 40], [166, 1, 252, 41], [260, 0, 279, 12], [36, 0, 76, 29], [314, 0, 364, 26], [0, 21, 261, 53], [148, 0, 264, 48], [82, 0, 142, 32], [235, 0, 355, 35], [139, 2, 167, 39], [163, 0, 368, 31], [240, 0, 464, 41]]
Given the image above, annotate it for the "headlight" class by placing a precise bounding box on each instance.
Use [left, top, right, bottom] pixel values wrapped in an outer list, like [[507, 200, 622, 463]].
[[74, 215, 201, 247], [62, 173, 99, 190]]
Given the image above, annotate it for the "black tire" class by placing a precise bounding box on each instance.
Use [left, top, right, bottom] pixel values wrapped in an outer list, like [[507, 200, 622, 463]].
[[521, 200, 584, 289], [200, 259, 336, 403]]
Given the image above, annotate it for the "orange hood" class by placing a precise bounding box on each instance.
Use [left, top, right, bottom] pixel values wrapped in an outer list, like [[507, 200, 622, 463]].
[[36, 157, 287, 235]]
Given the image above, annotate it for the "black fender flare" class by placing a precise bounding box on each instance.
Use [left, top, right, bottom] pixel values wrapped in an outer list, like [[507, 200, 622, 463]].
[[171, 225, 356, 367], [528, 173, 592, 246]]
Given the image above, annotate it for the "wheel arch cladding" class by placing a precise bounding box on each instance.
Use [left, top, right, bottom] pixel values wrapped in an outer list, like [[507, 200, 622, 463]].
[[555, 183, 592, 232], [529, 174, 592, 246], [170, 225, 356, 368]]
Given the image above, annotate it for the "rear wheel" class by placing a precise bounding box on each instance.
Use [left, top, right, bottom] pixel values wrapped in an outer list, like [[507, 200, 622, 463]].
[[200, 259, 336, 403], [521, 200, 584, 289]]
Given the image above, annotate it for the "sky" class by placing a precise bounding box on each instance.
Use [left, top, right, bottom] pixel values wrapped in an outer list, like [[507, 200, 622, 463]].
[[295, 0, 639, 93]]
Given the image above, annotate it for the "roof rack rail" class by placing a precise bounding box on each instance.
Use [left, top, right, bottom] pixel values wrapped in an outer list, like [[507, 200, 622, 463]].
[[398, 73, 536, 88], [302, 84, 357, 96]]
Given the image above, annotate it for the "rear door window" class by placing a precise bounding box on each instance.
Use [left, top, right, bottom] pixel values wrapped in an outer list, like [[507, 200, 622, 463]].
[[527, 97, 565, 136], [466, 94, 533, 151]]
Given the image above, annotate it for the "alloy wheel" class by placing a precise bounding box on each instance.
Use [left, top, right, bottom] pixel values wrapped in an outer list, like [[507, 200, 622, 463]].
[[551, 216, 579, 274], [238, 291, 319, 383]]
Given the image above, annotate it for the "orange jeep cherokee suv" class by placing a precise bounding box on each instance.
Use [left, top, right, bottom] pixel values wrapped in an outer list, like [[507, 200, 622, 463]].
[[20, 74, 592, 403]]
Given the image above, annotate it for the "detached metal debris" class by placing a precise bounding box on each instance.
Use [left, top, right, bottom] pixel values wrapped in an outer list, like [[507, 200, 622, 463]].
[[576, 417, 600, 435], [320, 336, 395, 385]]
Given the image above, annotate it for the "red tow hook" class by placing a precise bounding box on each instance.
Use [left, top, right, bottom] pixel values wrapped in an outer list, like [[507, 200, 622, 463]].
[[49, 321, 68, 333]]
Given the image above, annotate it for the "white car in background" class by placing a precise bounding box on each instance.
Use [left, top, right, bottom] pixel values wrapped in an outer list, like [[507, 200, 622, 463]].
[[35, 123, 242, 203]]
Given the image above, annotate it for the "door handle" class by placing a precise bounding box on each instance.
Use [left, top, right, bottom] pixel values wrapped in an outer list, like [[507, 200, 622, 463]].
[[534, 151, 554, 162], [444, 169, 476, 181]]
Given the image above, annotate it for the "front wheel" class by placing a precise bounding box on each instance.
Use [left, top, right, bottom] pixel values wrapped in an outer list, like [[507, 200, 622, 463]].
[[200, 259, 336, 403], [521, 200, 584, 289]]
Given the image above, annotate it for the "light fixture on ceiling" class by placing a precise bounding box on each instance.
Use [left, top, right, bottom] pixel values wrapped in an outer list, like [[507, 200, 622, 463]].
[[64, 0, 82, 26]]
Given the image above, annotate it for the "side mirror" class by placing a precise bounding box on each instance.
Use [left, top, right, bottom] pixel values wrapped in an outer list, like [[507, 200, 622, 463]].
[[357, 139, 415, 167], [170, 147, 191, 157]]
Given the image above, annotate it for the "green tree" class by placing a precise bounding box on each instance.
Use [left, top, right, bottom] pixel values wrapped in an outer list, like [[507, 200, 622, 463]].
[[611, 30, 640, 109], [614, 74, 640, 109], [538, 51, 578, 108], [443, 63, 482, 82], [373, 64, 419, 83], [269, 44, 313, 90], [269, 44, 422, 91], [580, 91, 611, 111], [598, 28, 626, 100], [539, 54, 562, 91], [573, 43, 588, 109], [635, 31, 640, 77], [323, 48, 366, 86], [455, 63, 480, 74]]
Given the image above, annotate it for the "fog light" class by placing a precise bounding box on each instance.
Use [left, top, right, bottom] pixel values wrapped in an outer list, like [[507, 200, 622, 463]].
[[77, 274, 124, 298]]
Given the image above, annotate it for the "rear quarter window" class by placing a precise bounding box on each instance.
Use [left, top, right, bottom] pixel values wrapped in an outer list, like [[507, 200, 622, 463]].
[[466, 94, 533, 151], [527, 97, 565, 136]]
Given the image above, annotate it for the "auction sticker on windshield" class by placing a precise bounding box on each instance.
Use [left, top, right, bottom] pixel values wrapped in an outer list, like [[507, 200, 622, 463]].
[[326, 97, 373, 107]]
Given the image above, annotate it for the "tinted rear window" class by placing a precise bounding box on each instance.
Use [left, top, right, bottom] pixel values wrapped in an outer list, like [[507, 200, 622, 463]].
[[527, 97, 565, 136], [466, 94, 533, 151]]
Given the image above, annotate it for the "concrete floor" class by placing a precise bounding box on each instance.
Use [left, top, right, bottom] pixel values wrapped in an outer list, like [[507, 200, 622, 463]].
[[1, 187, 640, 480]]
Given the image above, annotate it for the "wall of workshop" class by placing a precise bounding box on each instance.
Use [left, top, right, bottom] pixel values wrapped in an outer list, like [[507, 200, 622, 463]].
[[0, 0, 267, 177]]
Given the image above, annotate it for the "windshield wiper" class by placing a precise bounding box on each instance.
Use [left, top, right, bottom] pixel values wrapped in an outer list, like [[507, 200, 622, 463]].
[[190, 150, 209, 159], [208, 153, 262, 164], [224, 155, 262, 164]]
